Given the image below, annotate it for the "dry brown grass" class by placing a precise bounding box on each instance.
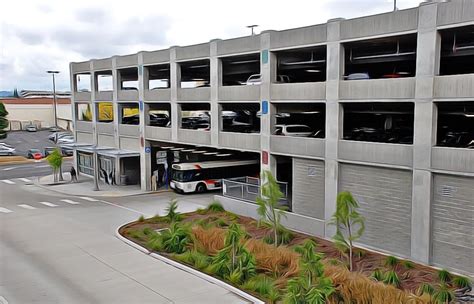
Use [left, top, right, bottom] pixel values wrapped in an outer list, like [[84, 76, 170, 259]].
[[191, 226, 226, 255], [245, 239, 300, 282], [324, 264, 429, 304]]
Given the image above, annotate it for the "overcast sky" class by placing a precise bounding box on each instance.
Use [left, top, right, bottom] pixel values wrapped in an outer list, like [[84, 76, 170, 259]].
[[0, 0, 422, 91]]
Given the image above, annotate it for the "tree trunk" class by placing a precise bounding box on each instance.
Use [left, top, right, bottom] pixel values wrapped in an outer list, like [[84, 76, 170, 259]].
[[54, 168, 58, 183], [348, 222, 353, 271], [272, 207, 278, 247], [59, 163, 63, 181]]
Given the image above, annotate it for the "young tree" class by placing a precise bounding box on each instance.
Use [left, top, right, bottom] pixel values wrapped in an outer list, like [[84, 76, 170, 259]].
[[256, 170, 286, 247], [330, 191, 365, 271], [0, 102, 9, 139], [47, 149, 63, 183]]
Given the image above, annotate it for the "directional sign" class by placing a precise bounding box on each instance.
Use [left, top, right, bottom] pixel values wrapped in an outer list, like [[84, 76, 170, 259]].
[[145, 146, 151, 153]]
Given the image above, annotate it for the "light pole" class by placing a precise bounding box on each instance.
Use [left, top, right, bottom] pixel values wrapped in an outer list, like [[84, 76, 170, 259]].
[[394, 0, 397, 11], [246, 25, 259, 36], [47, 70, 60, 128]]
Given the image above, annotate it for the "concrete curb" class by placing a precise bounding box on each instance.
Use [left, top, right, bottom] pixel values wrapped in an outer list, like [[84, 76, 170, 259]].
[[115, 224, 264, 304]]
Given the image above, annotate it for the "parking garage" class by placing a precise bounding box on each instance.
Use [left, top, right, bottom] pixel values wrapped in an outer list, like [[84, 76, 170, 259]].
[[343, 34, 417, 80], [220, 103, 260, 133], [95, 71, 113, 92], [179, 59, 210, 88], [439, 25, 474, 76], [118, 67, 139, 90], [343, 102, 414, 144], [147, 103, 171, 127], [436, 102, 473, 148], [146, 64, 170, 89], [273, 103, 325, 138], [221, 53, 260, 86], [180, 103, 210, 130], [274, 46, 326, 83], [120, 103, 139, 125], [75, 73, 91, 92]]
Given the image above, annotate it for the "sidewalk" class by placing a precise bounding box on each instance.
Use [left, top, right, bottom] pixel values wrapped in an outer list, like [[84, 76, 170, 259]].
[[35, 173, 165, 197]]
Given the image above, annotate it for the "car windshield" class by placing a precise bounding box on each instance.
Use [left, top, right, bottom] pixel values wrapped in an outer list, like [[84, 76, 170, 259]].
[[287, 126, 311, 132], [171, 170, 196, 182], [30, 149, 40, 153]]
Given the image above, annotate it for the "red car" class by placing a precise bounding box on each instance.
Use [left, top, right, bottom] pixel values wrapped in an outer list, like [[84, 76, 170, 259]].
[[27, 149, 43, 160]]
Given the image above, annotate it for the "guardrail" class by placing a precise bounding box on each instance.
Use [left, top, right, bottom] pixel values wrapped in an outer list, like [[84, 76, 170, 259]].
[[222, 176, 290, 209]]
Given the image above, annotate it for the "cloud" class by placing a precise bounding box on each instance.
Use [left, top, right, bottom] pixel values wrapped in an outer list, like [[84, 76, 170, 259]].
[[0, 0, 422, 91]]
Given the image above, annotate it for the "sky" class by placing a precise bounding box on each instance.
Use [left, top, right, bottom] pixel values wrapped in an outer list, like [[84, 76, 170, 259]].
[[0, 0, 422, 91]]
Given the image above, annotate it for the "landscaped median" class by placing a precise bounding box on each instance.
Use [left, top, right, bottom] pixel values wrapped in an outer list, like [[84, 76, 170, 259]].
[[118, 199, 471, 304]]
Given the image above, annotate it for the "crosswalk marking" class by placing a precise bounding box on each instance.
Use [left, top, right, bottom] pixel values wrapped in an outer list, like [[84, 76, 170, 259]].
[[0, 207, 13, 213], [38, 202, 58, 207], [79, 196, 98, 202], [18, 204, 37, 210], [1, 180, 15, 184], [60, 199, 80, 205], [18, 178, 32, 183], [2, 167, 15, 171]]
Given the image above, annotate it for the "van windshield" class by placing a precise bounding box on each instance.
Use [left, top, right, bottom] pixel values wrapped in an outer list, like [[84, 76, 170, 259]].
[[172, 170, 196, 182]]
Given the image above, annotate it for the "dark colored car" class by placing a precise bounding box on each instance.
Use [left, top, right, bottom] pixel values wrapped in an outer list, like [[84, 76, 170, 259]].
[[149, 113, 170, 127], [43, 147, 57, 157], [122, 114, 140, 125], [439, 131, 473, 148], [61, 146, 74, 156], [27, 149, 43, 159]]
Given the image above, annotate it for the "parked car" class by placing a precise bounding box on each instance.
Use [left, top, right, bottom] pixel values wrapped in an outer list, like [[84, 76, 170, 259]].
[[60, 146, 74, 156], [27, 149, 43, 159], [245, 74, 262, 85], [56, 136, 75, 145], [26, 125, 38, 132], [43, 147, 57, 157], [122, 114, 140, 125], [49, 126, 61, 132], [274, 124, 313, 137], [0, 146, 15, 156], [182, 112, 210, 129], [0, 142, 14, 149], [345, 73, 370, 80], [149, 113, 170, 127], [48, 132, 72, 142], [439, 131, 472, 148]]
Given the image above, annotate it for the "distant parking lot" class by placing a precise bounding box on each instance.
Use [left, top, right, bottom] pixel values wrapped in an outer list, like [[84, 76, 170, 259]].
[[1, 130, 72, 157]]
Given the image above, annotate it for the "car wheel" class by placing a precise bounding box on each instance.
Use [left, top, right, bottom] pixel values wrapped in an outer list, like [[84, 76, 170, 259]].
[[196, 183, 206, 193]]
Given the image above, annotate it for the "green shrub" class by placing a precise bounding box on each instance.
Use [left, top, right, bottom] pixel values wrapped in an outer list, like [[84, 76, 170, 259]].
[[383, 270, 401, 288], [165, 199, 182, 223], [146, 237, 163, 251], [174, 250, 211, 270], [206, 200, 225, 212], [142, 227, 156, 236], [127, 229, 147, 241], [138, 215, 145, 222], [242, 275, 280, 302], [225, 211, 240, 222], [437, 269, 452, 284], [402, 260, 415, 270], [160, 222, 191, 253], [417, 283, 435, 296], [384, 256, 399, 268], [452, 275, 472, 289], [148, 215, 167, 224], [433, 284, 454, 304], [371, 269, 385, 282]]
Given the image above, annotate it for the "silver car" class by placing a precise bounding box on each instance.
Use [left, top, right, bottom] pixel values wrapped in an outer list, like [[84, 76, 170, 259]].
[[0, 146, 15, 156]]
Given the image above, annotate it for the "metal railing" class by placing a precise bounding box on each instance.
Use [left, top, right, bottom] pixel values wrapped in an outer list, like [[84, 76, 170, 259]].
[[222, 176, 290, 208]]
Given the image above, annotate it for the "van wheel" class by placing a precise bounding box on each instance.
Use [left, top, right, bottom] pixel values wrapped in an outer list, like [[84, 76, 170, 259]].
[[196, 183, 206, 193]]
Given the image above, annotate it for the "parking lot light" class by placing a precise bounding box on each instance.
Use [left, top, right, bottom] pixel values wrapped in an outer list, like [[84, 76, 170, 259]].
[[47, 70, 60, 128]]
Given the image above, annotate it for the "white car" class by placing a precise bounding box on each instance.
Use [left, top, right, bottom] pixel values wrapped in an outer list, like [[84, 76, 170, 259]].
[[274, 124, 313, 137], [56, 137, 75, 144], [0, 146, 15, 156], [245, 74, 262, 85], [0, 142, 13, 148], [26, 125, 38, 132]]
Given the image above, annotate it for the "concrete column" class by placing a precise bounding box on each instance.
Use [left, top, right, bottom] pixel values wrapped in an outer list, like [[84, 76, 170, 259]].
[[411, 2, 440, 264], [138, 52, 151, 190], [69, 63, 78, 171], [210, 39, 220, 147], [324, 19, 344, 238], [89, 61, 98, 146], [260, 31, 276, 174], [112, 57, 120, 149], [170, 47, 179, 142]]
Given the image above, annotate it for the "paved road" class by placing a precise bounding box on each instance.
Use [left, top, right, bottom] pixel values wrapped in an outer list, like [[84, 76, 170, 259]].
[[0, 177, 247, 303], [0, 158, 73, 179], [1, 130, 72, 157]]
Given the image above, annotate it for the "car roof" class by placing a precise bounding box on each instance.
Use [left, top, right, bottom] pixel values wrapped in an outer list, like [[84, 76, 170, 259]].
[[29, 148, 40, 152]]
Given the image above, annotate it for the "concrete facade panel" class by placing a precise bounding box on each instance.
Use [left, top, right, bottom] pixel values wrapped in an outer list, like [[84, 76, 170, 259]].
[[119, 136, 140, 151], [71, 61, 90, 73], [434, 75, 474, 98], [432, 174, 474, 275], [218, 132, 260, 151], [75, 121, 93, 133], [74, 91, 92, 101], [292, 158, 325, 220], [145, 126, 172, 141], [270, 25, 327, 49], [96, 91, 113, 101], [118, 124, 140, 137], [339, 78, 416, 100], [144, 89, 171, 101], [431, 147, 474, 173], [76, 131, 93, 144], [116, 54, 138, 68], [93, 58, 112, 71], [218, 86, 260, 101], [270, 136, 325, 158], [178, 129, 211, 146], [340, 8, 418, 40], [217, 36, 260, 56], [178, 88, 210, 101], [338, 140, 413, 167], [118, 90, 139, 101], [176, 43, 210, 60], [97, 134, 115, 147], [143, 50, 170, 65], [437, 0, 474, 26], [271, 82, 326, 100], [96, 122, 114, 134], [339, 163, 413, 257]]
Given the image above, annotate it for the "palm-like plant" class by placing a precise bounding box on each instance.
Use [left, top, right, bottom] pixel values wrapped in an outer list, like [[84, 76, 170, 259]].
[[330, 191, 365, 271], [165, 199, 182, 223], [47, 148, 63, 183], [160, 222, 191, 253], [256, 170, 287, 247]]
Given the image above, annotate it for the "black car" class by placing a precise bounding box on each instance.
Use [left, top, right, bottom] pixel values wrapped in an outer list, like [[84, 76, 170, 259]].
[[61, 146, 74, 156], [122, 114, 140, 125], [149, 113, 170, 127], [43, 147, 57, 157]]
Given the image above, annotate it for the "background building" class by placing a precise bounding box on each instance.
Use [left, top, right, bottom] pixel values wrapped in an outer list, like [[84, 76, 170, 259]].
[[70, 0, 473, 276]]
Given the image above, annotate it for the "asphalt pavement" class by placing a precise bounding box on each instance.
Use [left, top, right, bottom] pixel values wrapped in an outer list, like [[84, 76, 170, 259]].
[[0, 158, 73, 179], [0, 172, 247, 303], [1, 130, 72, 157]]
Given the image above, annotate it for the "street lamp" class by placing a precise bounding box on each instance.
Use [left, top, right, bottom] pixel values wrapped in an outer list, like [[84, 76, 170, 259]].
[[47, 70, 60, 128], [246, 25, 259, 36]]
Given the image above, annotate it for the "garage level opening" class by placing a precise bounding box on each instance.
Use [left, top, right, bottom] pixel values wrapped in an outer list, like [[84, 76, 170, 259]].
[[221, 53, 260, 86], [343, 102, 414, 144], [147, 103, 171, 127], [221, 103, 260, 133], [118, 67, 138, 90], [95, 71, 113, 92], [146, 64, 170, 89], [275, 155, 292, 209], [180, 103, 210, 130], [274, 46, 327, 83], [120, 103, 139, 125], [76, 103, 92, 121], [273, 103, 325, 138], [179, 59, 210, 88], [436, 102, 474, 148], [343, 34, 417, 80], [96, 102, 113, 123], [75, 73, 91, 92], [439, 25, 474, 76]]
